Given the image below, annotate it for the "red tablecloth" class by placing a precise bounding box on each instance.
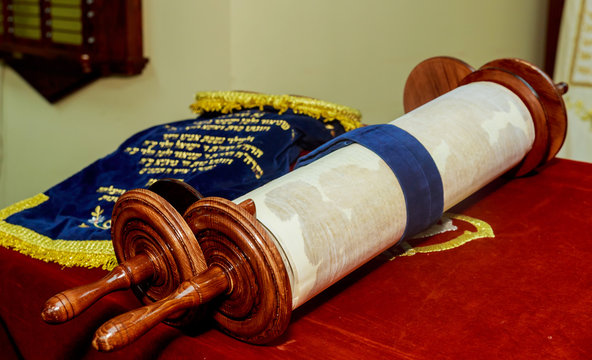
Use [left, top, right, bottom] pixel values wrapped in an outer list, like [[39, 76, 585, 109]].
[[1, 158, 591, 359]]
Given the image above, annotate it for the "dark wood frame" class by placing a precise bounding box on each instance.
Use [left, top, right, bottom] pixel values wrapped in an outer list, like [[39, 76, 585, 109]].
[[0, 0, 147, 102], [545, 0, 566, 77]]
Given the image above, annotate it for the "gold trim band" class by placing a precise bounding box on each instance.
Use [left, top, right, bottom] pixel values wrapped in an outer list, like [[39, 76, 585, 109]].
[[190, 91, 363, 132], [0, 194, 117, 270]]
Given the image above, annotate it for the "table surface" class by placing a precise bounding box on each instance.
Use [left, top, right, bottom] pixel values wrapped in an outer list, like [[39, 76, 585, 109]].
[[1, 158, 591, 360]]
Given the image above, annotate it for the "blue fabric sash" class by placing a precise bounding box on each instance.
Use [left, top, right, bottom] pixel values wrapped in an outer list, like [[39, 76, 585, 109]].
[[296, 124, 443, 240]]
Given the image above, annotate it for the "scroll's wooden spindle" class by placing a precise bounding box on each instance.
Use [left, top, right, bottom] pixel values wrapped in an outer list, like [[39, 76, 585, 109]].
[[92, 265, 229, 352], [41, 180, 208, 327], [92, 196, 291, 351], [238, 198, 256, 216], [90, 196, 291, 351], [42, 254, 154, 323]]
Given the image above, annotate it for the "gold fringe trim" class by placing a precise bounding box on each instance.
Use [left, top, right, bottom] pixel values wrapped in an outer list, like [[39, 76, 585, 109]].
[[0, 194, 117, 270], [190, 91, 363, 132], [395, 213, 494, 257]]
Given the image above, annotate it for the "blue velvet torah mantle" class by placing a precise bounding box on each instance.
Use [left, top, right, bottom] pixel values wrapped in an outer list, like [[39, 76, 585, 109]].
[[0, 107, 353, 269]]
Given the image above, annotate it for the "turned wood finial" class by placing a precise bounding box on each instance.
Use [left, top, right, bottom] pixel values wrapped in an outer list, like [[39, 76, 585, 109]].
[[42, 254, 154, 323], [555, 81, 568, 95], [93, 265, 229, 351]]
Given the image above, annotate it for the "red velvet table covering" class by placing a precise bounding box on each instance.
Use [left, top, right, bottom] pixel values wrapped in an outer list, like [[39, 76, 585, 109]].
[[1, 158, 591, 359]]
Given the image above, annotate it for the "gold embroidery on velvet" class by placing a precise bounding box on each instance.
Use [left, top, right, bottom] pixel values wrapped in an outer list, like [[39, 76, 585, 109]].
[[0, 194, 117, 270], [126, 117, 275, 180], [189, 91, 363, 132], [395, 213, 494, 257], [83, 206, 112, 230]]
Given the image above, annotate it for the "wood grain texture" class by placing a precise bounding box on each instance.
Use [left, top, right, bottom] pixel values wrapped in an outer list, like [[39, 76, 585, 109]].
[[92, 194, 291, 351], [93, 265, 228, 352], [403, 56, 475, 112], [238, 198, 257, 216], [184, 197, 292, 344], [110, 189, 208, 326], [42, 184, 206, 327], [42, 254, 153, 323]]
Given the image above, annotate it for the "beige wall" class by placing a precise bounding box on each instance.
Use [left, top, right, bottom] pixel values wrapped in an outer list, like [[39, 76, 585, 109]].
[[0, 0, 549, 207], [230, 0, 549, 126]]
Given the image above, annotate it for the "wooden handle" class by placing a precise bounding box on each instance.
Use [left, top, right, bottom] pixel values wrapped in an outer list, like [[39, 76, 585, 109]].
[[92, 265, 229, 352], [41, 254, 154, 323]]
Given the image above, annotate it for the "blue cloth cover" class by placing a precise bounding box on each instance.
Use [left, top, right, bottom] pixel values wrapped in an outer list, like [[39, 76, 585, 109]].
[[5, 108, 344, 241], [296, 124, 443, 240]]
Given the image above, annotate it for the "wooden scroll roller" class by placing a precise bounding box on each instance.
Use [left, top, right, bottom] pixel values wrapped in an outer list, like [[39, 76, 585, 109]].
[[41, 57, 568, 352]]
